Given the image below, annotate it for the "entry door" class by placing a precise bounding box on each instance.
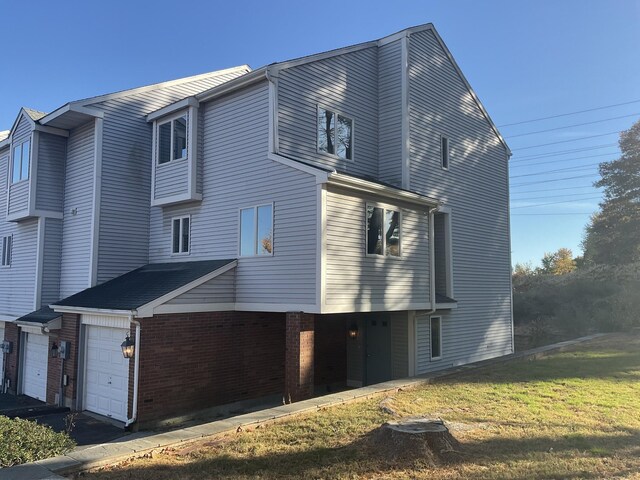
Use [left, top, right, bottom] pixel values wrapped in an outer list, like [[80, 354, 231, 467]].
[[23, 333, 49, 401], [84, 326, 129, 422], [365, 315, 392, 385]]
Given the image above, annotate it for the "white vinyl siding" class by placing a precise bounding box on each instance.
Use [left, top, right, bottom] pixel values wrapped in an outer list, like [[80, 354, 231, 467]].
[[167, 269, 236, 305], [35, 133, 66, 212]]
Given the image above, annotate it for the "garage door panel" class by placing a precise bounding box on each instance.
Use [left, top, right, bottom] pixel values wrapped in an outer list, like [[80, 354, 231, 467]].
[[85, 325, 129, 422], [23, 333, 49, 401]]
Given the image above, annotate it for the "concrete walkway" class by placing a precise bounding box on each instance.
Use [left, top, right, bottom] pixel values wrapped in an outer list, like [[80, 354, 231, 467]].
[[1, 333, 607, 479]]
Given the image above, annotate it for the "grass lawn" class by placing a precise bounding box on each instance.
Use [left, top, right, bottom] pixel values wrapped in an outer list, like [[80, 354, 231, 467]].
[[81, 334, 640, 480]]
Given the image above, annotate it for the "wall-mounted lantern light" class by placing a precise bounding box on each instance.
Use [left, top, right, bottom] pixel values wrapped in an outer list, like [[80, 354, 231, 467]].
[[121, 335, 135, 359], [348, 323, 359, 339], [50, 342, 59, 358]]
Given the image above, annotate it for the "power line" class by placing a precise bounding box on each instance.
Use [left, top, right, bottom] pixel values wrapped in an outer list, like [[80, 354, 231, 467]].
[[511, 192, 602, 201], [511, 173, 598, 187], [505, 113, 640, 139], [511, 131, 621, 151], [510, 185, 601, 194], [512, 197, 602, 209], [511, 153, 617, 168], [512, 143, 618, 160], [498, 99, 640, 127], [511, 212, 594, 216], [510, 163, 600, 179]]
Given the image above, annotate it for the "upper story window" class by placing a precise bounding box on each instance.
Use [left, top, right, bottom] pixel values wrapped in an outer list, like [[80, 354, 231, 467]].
[[157, 114, 188, 164], [12, 139, 30, 183], [1, 235, 12, 267], [240, 204, 273, 256], [366, 205, 401, 257], [317, 106, 353, 160], [171, 216, 190, 255], [434, 209, 453, 298], [441, 136, 450, 170]]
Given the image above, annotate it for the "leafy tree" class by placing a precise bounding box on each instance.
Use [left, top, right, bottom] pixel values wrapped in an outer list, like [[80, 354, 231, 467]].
[[537, 248, 576, 275], [583, 119, 640, 264]]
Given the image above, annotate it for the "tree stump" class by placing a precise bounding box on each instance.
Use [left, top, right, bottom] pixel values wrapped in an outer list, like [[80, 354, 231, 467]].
[[369, 418, 461, 466]]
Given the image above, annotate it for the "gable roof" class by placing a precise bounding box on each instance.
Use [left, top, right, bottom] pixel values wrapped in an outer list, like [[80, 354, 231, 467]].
[[52, 259, 236, 313], [0, 130, 9, 142], [15, 306, 61, 326], [23, 108, 47, 121]]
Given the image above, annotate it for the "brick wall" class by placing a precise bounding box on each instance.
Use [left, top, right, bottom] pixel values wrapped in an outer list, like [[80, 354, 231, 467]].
[[46, 314, 80, 406], [285, 312, 315, 402], [314, 315, 347, 389], [135, 311, 285, 424], [3, 323, 20, 394]]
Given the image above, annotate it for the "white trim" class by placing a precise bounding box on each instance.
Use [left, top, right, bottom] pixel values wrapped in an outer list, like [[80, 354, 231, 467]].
[[51, 306, 134, 316], [81, 313, 130, 329], [268, 42, 378, 74], [156, 111, 189, 165], [33, 124, 69, 137], [430, 315, 442, 360], [146, 97, 199, 122], [89, 117, 103, 287], [329, 173, 439, 208], [153, 302, 237, 315], [1, 234, 12, 268], [7, 109, 36, 142], [316, 104, 354, 161], [401, 35, 410, 190], [187, 106, 198, 197], [238, 203, 274, 257], [170, 215, 191, 256], [27, 131, 38, 215], [435, 205, 454, 299], [234, 302, 320, 313], [196, 67, 265, 103], [39, 104, 104, 126], [319, 302, 433, 314], [10, 136, 32, 184], [135, 260, 238, 317], [316, 184, 327, 312], [434, 302, 457, 310], [34, 217, 45, 310], [365, 203, 402, 258], [267, 153, 331, 181], [151, 192, 202, 207], [268, 79, 276, 154], [20, 325, 46, 335]]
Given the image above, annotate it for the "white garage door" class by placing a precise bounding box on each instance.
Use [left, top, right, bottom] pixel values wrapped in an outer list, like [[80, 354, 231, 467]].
[[85, 326, 129, 422], [23, 333, 49, 401], [0, 324, 5, 380]]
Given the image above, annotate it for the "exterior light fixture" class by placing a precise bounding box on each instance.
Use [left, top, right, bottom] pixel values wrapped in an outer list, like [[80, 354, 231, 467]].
[[50, 342, 59, 358], [121, 335, 135, 359], [348, 323, 359, 339]]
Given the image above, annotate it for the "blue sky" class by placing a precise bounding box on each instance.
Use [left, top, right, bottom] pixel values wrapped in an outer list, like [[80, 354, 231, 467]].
[[1, 0, 639, 266]]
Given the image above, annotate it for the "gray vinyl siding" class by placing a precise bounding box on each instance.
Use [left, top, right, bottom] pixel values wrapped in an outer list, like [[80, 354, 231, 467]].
[[7, 181, 29, 216], [59, 121, 95, 298], [377, 39, 404, 187], [40, 218, 63, 307], [95, 71, 245, 285], [277, 47, 379, 178], [35, 133, 66, 212], [149, 82, 318, 306], [167, 269, 236, 305], [0, 218, 38, 317], [155, 160, 188, 199], [390, 312, 408, 378], [13, 114, 32, 142], [434, 213, 447, 295], [408, 28, 513, 365], [325, 186, 430, 309]]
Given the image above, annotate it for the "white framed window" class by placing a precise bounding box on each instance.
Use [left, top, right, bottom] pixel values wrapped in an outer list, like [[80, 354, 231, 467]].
[[317, 106, 353, 160], [157, 112, 188, 165], [366, 204, 401, 257], [430, 316, 442, 360], [441, 136, 450, 170], [171, 216, 190, 255], [1, 235, 12, 267], [12, 139, 31, 183], [239, 204, 273, 257], [434, 207, 454, 298]]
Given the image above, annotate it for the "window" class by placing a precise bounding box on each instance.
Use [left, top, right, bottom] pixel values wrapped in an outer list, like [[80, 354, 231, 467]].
[[366, 205, 401, 257], [12, 139, 30, 183], [430, 316, 442, 360], [317, 106, 353, 160], [1, 235, 12, 267], [171, 216, 190, 254], [157, 114, 188, 164], [441, 136, 450, 170], [434, 209, 453, 298], [240, 204, 273, 256]]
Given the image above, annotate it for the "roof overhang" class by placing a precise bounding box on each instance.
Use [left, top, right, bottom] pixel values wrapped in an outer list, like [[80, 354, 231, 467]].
[[196, 68, 268, 104], [39, 104, 104, 130], [147, 97, 199, 122]]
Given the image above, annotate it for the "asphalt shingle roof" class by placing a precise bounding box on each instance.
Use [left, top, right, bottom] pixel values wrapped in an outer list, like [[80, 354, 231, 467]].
[[15, 306, 61, 325], [54, 259, 236, 311], [23, 107, 48, 121]]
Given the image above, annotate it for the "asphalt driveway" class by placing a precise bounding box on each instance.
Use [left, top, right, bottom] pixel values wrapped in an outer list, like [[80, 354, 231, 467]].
[[0, 393, 127, 447]]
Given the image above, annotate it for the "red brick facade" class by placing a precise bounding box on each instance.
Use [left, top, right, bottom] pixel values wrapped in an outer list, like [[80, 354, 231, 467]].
[[285, 312, 315, 402], [134, 311, 286, 424], [46, 314, 80, 406], [3, 322, 20, 394], [314, 315, 347, 389]]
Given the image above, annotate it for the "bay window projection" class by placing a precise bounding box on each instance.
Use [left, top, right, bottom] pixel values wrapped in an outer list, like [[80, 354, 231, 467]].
[[12, 139, 30, 183], [158, 115, 187, 164]]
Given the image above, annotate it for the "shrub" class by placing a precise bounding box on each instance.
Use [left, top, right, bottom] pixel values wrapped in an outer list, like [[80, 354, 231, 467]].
[[0, 415, 76, 467]]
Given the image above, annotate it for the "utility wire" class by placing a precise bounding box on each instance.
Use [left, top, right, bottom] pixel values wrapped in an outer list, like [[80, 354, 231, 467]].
[[512, 143, 618, 160], [510, 185, 601, 194], [512, 196, 602, 209], [498, 99, 640, 127], [510, 163, 601, 178], [505, 113, 640, 139], [511, 153, 617, 167], [511, 173, 598, 187], [511, 192, 603, 201], [511, 131, 620, 150], [511, 212, 594, 216]]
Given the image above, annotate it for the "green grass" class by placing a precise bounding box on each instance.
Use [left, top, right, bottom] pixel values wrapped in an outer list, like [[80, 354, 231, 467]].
[[82, 333, 640, 479]]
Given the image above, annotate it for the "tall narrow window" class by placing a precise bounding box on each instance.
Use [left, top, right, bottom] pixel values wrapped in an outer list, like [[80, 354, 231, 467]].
[[430, 316, 442, 360], [240, 204, 273, 256], [441, 136, 450, 170], [366, 205, 401, 257], [1, 235, 12, 267], [434, 210, 453, 298], [171, 216, 190, 254], [318, 106, 353, 160], [12, 139, 30, 183], [157, 114, 188, 164]]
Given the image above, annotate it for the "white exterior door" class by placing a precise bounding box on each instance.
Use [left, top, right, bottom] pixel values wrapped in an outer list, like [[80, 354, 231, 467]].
[[23, 333, 49, 401], [85, 325, 129, 422]]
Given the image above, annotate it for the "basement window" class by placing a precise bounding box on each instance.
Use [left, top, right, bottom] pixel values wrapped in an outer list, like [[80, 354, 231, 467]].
[[171, 216, 190, 255], [157, 113, 188, 164], [1, 235, 12, 267]]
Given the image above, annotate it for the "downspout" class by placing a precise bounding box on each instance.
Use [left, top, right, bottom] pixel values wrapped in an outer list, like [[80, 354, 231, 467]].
[[125, 317, 141, 428]]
